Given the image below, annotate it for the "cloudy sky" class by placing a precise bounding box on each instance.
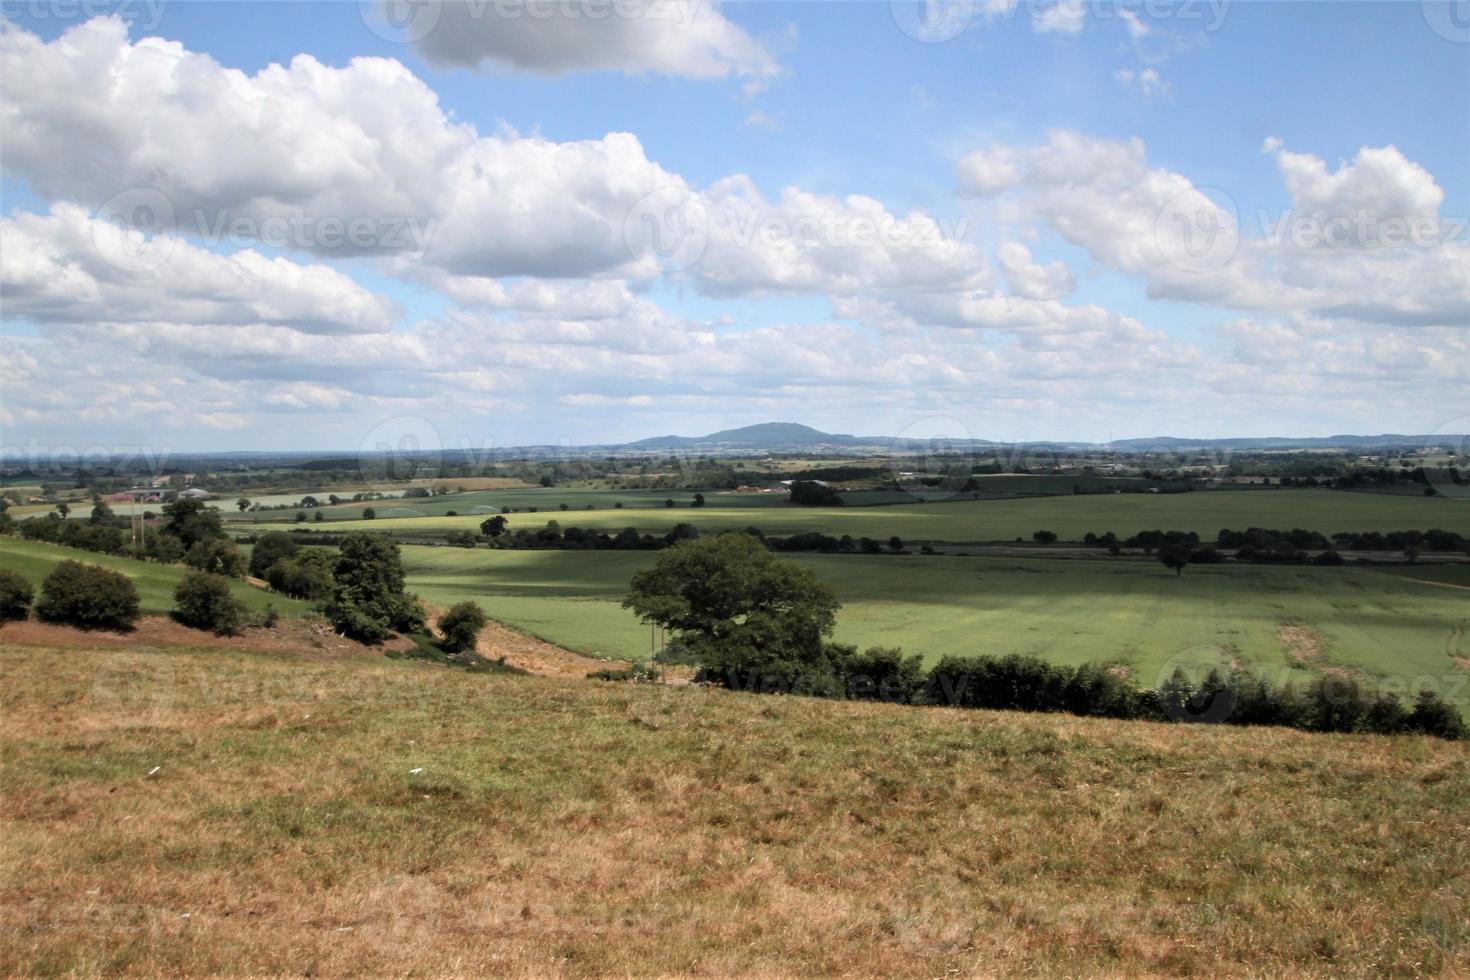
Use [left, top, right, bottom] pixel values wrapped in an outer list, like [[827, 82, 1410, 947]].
[[1, 0, 1467, 453]]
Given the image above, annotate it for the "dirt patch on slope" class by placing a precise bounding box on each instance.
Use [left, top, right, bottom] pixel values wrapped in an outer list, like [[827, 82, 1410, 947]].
[[1278, 624, 1324, 664], [417, 603, 625, 679], [474, 620, 626, 678]]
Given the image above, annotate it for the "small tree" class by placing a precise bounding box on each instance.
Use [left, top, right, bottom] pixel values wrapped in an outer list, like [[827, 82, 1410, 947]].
[[888, 536, 904, 552], [692, 493, 706, 508], [362, 507, 377, 520], [480, 515, 508, 537], [35, 561, 140, 630], [1032, 530, 1058, 544], [237, 497, 251, 513], [184, 537, 247, 578], [438, 601, 488, 654], [55, 501, 70, 518], [173, 572, 248, 635], [1159, 543, 1191, 576], [0, 569, 34, 621]]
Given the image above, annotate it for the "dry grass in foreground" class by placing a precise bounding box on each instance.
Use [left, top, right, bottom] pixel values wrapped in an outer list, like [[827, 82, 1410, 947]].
[[1, 624, 1467, 977]]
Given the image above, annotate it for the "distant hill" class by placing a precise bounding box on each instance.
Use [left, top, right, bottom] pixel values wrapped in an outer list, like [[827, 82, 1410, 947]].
[[1106, 434, 1451, 451], [620, 423, 1463, 453], [627, 422, 867, 449]]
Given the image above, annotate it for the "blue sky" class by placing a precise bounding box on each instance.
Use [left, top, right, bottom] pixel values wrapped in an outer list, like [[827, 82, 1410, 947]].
[[1, 1, 1466, 452]]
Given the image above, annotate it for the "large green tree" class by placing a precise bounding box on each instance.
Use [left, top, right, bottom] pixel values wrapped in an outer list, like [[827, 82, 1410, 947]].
[[327, 533, 425, 642], [161, 497, 224, 549], [622, 533, 840, 690]]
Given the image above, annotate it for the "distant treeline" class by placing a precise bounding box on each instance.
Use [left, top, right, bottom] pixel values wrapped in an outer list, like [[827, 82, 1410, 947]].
[[1073, 527, 1470, 563], [680, 648, 1466, 741]]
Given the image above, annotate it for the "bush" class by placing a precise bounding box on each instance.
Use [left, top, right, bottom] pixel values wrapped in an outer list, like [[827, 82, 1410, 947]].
[[788, 481, 843, 506], [0, 569, 34, 620], [832, 645, 926, 703], [173, 572, 248, 635], [1406, 690, 1467, 740], [184, 537, 247, 578], [264, 549, 336, 601], [149, 533, 186, 563], [35, 561, 140, 630], [438, 601, 488, 654]]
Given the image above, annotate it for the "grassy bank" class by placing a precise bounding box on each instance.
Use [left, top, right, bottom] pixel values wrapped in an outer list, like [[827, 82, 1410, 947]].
[[0, 634, 1465, 976], [0, 538, 314, 619]]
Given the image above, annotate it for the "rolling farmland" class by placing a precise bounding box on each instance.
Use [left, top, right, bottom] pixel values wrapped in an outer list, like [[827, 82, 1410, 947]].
[[262, 488, 1470, 543], [399, 547, 1470, 709]]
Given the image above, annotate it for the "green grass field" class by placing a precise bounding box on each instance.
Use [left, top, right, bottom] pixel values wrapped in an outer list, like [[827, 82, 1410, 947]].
[[266, 488, 1470, 544], [0, 539, 313, 619], [399, 547, 1470, 709]]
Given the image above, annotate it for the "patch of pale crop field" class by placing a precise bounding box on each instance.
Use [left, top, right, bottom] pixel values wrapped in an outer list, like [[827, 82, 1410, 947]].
[[1, 630, 1465, 977]]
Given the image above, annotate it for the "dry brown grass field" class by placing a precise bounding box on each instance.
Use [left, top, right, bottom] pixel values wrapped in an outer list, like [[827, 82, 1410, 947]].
[[2, 622, 1467, 977]]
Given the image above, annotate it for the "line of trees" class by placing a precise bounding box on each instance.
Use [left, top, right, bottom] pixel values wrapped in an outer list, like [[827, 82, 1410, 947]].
[[9, 497, 251, 576]]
